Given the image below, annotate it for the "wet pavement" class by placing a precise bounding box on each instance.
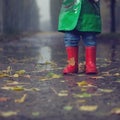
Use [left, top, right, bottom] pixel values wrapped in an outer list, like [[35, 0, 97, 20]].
[[0, 32, 120, 120]]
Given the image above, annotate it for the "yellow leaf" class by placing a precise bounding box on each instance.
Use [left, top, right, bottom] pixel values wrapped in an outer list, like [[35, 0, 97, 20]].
[[0, 73, 9, 78], [32, 112, 40, 116], [13, 74, 19, 78], [77, 81, 88, 87], [47, 72, 62, 79], [11, 86, 24, 91], [15, 94, 27, 103], [79, 105, 98, 112], [111, 108, 120, 114], [32, 88, 40, 91], [2, 86, 24, 91], [52, 74, 61, 79], [15, 70, 26, 75], [0, 111, 17, 117], [63, 106, 73, 111], [99, 89, 113, 93], [1, 86, 13, 90], [58, 90, 68, 97], [73, 93, 92, 98]]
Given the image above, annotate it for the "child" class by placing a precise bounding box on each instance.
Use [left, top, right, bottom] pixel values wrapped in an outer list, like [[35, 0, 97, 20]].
[[58, 0, 101, 74]]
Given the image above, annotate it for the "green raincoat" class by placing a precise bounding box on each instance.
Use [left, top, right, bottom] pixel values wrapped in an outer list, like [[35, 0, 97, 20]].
[[58, 0, 101, 33]]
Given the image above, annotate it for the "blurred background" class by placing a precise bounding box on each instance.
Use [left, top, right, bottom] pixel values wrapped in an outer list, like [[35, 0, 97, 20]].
[[0, 0, 119, 35]]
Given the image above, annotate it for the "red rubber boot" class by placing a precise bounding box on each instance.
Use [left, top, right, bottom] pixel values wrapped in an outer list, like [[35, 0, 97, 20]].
[[63, 46, 78, 74], [85, 46, 97, 74]]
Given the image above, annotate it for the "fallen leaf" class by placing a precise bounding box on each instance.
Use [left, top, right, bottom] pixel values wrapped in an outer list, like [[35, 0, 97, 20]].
[[15, 70, 26, 75], [0, 111, 17, 117], [13, 74, 19, 78], [11, 86, 24, 91], [114, 73, 120, 76], [0, 73, 9, 78], [6, 81, 29, 86], [58, 90, 68, 97], [63, 106, 73, 111], [47, 72, 62, 79], [0, 97, 9, 102], [99, 88, 113, 93], [2, 86, 24, 91], [15, 94, 27, 103], [77, 81, 88, 87], [73, 93, 92, 98], [32, 88, 40, 91], [32, 112, 40, 116], [110, 108, 120, 114], [79, 105, 98, 112]]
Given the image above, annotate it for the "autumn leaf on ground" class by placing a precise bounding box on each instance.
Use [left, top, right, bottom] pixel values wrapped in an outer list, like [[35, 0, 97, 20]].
[[67, 58, 75, 66], [40, 72, 62, 81], [11, 86, 25, 91], [63, 106, 73, 111], [47, 72, 62, 79], [32, 112, 40, 117], [13, 74, 19, 78], [0, 111, 18, 117], [79, 105, 98, 112], [15, 94, 27, 103], [58, 90, 68, 97], [0, 97, 10, 102], [6, 81, 28, 85], [99, 88, 113, 93], [113, 73, 120, 76], [15, 70, 26, 75], [110, 108, 120, 114], [77, 81, 89, 87], [1, 86, 24, 91], [32, 88, 40, 91], [73, 93, 92, 98], [0, 73, 9, 78]]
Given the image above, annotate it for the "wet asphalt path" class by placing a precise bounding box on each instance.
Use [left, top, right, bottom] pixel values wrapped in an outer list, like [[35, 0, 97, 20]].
[[0, 32, 120, 120]]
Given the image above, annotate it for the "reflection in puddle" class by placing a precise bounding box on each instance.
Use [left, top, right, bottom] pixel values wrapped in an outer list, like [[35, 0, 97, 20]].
[[37, 46, 52, 70], [38, 46, 52, 64]]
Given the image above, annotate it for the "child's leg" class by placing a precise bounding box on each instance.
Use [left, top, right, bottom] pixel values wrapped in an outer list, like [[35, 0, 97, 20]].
[[82, 32, 97, 74], [63, 31, 80, 74]]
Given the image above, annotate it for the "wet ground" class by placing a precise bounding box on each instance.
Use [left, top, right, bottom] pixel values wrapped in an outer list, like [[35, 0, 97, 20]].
[[0, 32, 120, 120]]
